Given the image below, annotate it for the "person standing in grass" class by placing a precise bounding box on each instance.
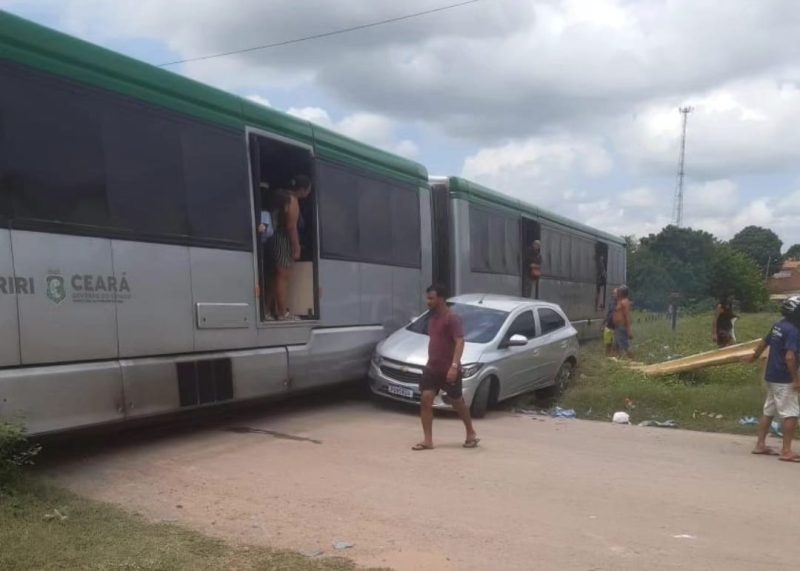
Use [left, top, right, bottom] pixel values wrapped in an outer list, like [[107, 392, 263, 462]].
[[749, 295, 800, 462], [612, 285, 633, 358], [603, 287, 619, 356], [713, 295, 737, 348]]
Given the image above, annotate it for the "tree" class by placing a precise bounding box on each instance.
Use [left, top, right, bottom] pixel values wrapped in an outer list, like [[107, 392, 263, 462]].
[[626, 225, 769, 312], [633, 226, 718, 308], [729, 226, 782, 275], [784, 243, 800, 261], [708, 245, 768, 312]]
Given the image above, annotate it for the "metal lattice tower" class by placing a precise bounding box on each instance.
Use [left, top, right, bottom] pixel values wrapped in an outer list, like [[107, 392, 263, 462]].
[[672, 106, 693, 227]]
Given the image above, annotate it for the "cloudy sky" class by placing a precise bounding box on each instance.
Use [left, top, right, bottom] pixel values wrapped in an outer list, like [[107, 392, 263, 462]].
[[4, 0, 800, 248]]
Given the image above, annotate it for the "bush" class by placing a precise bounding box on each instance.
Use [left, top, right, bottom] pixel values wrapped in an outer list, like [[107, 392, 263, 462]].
[[0, 422, 40, 489]]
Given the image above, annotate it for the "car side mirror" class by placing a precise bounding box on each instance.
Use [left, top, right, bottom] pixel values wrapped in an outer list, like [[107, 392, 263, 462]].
[[501, 334, 528, 349]]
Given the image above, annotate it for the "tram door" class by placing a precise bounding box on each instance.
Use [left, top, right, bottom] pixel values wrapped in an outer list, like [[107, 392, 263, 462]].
[[520, 218, 541, 298], [595, 241, 609, 311]]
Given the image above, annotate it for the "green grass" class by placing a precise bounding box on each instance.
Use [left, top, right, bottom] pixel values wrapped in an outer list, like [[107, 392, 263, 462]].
[[0, 480, 385, 571], [552, 311, 780, 433]]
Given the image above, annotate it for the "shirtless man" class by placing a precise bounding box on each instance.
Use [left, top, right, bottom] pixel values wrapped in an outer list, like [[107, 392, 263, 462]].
[[613, 285, 633, 358]]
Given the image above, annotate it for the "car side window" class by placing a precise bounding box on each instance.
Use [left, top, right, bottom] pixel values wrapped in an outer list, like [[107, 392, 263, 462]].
[[538, 308, 566, 335], [506, 310, 537, 340]]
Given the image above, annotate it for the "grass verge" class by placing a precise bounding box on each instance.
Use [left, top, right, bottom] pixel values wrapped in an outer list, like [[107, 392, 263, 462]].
[[0, 479, 385, 571], [545, 311, 780, 434]]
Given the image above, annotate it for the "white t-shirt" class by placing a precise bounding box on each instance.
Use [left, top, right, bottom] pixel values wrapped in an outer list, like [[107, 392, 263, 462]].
[[260, 210, 274, 241]]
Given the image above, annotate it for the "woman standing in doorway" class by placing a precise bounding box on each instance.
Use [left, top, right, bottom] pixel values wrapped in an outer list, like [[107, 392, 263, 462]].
[[266, 174, 312, 321]]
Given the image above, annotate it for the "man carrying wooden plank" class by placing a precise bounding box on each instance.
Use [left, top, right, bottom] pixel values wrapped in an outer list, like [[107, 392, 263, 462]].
[[749, 295, 800, 462]]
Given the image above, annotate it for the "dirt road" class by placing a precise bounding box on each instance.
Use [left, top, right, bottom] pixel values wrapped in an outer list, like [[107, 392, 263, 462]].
[[46, 398, 796, 571]]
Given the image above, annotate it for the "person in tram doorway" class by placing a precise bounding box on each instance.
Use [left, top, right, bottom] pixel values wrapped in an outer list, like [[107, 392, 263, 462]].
[[413, 284, 479, 451], [712, 294, 737, 348], [612, 285, 633, 358], [525, 240, 543, 299], [257, 182, 275, 315], [595, 252, 607, 311], [265, 174, 312, 321], [748, 295, 800, 462]]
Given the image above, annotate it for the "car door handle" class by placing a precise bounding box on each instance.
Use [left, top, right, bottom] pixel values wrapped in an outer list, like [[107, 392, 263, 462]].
[[531, 349, 540, 357]]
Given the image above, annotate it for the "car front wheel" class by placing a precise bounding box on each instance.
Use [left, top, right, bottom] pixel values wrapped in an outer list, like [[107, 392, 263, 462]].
[[470, 378, 492, 418]]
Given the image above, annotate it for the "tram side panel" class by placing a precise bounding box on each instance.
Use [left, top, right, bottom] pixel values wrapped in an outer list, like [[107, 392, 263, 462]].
[[0, 228, 20, 368]]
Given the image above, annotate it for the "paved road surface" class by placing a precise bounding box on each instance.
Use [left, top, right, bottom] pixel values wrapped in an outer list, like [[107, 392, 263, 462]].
[[45, 398, 796, 570]]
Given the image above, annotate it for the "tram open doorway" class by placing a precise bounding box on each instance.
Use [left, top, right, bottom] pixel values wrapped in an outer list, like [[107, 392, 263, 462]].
[[595, 241, 609, 311], [247, 131, 318, 322], [521, 218, 541, 298]]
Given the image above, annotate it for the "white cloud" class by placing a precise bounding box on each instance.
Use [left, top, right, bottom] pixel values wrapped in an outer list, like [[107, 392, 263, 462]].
[[684, 179, 739, 218], [246, 94, 272, 108], [621, 187, 660, 210], [25, 0, 800, 141], [287, 107, 419, 159], [461, 134, 612, 207], [619, 79, 800, 179], [286, 106, 331, 125]]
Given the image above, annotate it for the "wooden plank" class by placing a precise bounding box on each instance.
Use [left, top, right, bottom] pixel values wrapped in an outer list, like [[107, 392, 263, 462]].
[[632, 339, 767, 377]]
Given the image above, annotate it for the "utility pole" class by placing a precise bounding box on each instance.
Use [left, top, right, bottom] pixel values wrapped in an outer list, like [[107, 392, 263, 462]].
[[672, 106, 693, 227]]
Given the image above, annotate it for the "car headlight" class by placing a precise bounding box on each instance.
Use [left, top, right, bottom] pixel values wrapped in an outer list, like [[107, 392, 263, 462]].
[[371, 351, 382, 367], [460, 363, 482, 378]]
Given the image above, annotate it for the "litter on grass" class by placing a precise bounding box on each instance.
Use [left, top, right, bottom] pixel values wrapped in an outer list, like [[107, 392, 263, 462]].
[[638, 420, 679, 428], [612, 411, 630, 424], [515, 407, 577, 419]]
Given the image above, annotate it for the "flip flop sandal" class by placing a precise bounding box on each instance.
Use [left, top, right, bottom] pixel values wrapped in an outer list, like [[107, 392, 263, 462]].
[[412, 443, 433, 451], [751, 448, 779, 456], [462, 438, 480, 449], [778, 454, 800, 463]]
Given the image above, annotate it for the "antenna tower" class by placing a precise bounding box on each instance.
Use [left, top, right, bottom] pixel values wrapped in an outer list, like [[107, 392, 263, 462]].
[[672, 106, 693, 227]]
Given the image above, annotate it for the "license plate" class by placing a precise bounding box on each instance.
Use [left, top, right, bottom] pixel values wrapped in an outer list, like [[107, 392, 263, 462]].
[[387, 384, 414, 399]]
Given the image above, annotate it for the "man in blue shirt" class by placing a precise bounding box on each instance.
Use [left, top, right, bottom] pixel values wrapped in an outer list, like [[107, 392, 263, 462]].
[[749, 295, 800, 462]]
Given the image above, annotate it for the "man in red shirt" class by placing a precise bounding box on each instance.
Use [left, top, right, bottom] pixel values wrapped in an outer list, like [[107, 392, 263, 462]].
[[413, 285, 479, 450]]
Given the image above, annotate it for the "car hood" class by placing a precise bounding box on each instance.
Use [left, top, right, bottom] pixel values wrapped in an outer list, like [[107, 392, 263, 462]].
[[377, 328, 486, 366]]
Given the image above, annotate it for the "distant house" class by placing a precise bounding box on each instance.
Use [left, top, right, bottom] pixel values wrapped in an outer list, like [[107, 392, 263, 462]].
[[768, 260, 800, 295]]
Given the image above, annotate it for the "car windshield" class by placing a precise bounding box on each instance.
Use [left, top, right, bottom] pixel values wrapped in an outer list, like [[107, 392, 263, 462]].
[[406, 303, 509, 344]]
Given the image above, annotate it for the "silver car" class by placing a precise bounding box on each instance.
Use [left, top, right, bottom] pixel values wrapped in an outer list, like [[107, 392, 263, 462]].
[[368, 294, 579, 417]]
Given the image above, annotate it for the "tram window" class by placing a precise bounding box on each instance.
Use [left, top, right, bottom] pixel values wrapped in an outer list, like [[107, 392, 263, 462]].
[[318, 163, 359, 260], [358, 179, 393, 264], [559, 233, 572, 279], [572, 237, 594, 282], [182, 124, 250, 246], [469, 205, 519, 275], [542, 229, 559, 277], [504, 217, 519, 275], [469, 206, 490, 273], [488, 213, 505, 270], [391, 184, 421, 268], [104, 107, 189, 237], [1, 66, 109, 228], [318, 161, 421, 268]]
